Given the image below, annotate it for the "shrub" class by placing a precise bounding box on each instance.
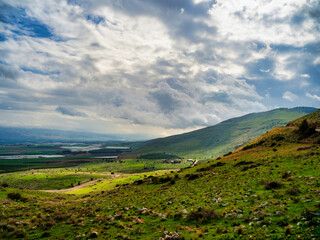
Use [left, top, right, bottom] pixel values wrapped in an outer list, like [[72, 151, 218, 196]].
[[12, 229, 26, 238], [185, 174, 200, 181], [134, 180, 144, 185], [286, 187, 301, 196], [265, 181, 284, 190], [41, 231, 51, 238], [242, 140, 265, 151], [187, 207, 220, 223], [282, 172, 291, 179], [298, 119, 316, 138], [234, 161, 254, 167], [7, 192, 24, 201], [242, 144, 256, 151], [169, 179, 176, 185], [150, 176, 157, 183], [197, 162, 225, 172], [1, 182, 8, 188], [273, 135, 284, 141], [157, 176, 172, 184], [174, 211, 183, 219], [223, 152, 232, 156]]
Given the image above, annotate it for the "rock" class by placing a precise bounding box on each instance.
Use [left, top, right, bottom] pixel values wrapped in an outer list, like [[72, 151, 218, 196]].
[[90, 231, 98, 238], [161, 231, 181, 240]]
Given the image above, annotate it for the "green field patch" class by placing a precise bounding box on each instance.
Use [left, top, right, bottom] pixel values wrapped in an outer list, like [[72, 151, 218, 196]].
[[67, 170, 170, 195], [80, 158, 190, 173], [0, 170, 105, 190]]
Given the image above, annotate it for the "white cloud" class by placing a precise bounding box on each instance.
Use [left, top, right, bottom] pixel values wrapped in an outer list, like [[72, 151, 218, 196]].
[[300, 74, 310, 78], [306, 92, 320, 101], [313, 57, 320, 65], [208, 0, 317, 46], [283, 91, 298, 102], [0, 0, 319, 137]]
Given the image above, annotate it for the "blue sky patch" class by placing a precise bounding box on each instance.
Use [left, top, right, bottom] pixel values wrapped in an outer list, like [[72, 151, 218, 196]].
[[0, 4, 54, 39]]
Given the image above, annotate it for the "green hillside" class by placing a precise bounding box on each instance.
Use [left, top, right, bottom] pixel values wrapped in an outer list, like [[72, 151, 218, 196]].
[[0, 110, 319, 239], [287, 108, 320, 128], [135, 107, 317, 157]]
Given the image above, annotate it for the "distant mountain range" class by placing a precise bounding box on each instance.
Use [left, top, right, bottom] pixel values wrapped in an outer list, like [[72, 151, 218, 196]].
[[134, 107, 317, 157], [0, 127, 144, 143]]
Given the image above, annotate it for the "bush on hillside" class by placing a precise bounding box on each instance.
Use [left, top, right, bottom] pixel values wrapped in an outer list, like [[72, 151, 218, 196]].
[[223, 151, 232, 156], [187, 207, 220, 223], [139, 153, 181, 160], [185, 173, 200, 181], [298, 119, 316, 138], [151, 176, 173, 184], [7, 192, 27, 202], [264, 180, 284, 190], [286, 187, 301, 196]]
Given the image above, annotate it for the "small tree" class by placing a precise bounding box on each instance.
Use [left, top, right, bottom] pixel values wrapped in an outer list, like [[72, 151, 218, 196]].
[[298, 119, 315, 137], [299, 119, 309, 133]]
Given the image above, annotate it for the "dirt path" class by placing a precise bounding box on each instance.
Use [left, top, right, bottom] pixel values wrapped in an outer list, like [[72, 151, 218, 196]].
[[42, 174, 122, 193], [191, 160, 198, 167]]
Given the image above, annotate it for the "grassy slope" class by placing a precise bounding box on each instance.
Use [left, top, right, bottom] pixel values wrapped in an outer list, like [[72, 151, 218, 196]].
[[135, 107, 317, 158], [0, 110, 319, 239], [286, 109, 320, 128]]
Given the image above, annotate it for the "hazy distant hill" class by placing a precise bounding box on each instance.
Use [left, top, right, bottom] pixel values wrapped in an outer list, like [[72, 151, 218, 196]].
[[135, 107, 317, 157], [0, 127, 141, 143]]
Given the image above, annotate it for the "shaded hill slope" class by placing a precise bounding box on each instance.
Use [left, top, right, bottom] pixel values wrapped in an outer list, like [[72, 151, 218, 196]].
[[135, 107, 317, 157]]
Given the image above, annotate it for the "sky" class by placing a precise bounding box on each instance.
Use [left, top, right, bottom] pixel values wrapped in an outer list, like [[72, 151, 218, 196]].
[[0, 0, 319, 139]]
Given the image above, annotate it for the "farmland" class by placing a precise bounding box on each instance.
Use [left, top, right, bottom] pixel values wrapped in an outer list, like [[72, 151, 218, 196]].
[[0, 143, 190, 194]]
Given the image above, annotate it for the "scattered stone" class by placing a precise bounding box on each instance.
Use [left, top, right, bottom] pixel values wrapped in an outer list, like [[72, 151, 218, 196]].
[[159, 231, 182, 240], [282, 171, 291, 179], [90, 231, 98, 238]]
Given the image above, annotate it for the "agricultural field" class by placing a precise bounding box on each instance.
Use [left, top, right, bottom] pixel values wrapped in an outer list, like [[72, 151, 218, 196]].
[[0, 169, 104, 190], [0, 143, 132, 173], [0, 143, 190, 194]]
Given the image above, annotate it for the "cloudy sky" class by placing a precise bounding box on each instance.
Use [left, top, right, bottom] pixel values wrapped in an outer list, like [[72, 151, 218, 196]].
[[0, 0, 319, 139]]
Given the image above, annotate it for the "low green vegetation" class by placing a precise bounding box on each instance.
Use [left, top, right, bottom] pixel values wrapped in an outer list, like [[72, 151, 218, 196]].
[[0, 110, 319, 239], [139, 153, 182, 160], [0, 170, 103, 190], [79, 158, 189, 173]]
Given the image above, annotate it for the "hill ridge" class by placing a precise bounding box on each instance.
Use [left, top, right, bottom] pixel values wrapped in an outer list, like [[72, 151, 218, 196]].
[[135, 107, 317, 157]]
